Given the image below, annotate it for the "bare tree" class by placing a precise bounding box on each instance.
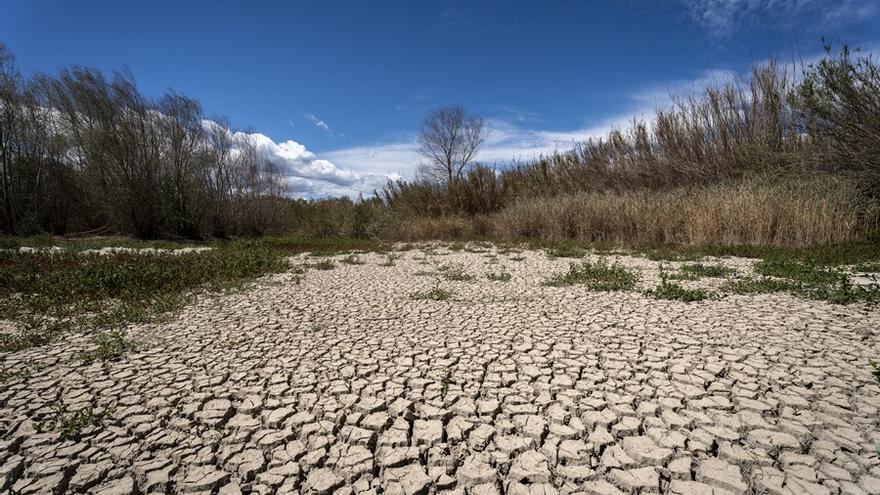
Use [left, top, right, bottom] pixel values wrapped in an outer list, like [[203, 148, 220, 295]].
[[417, 105, 486, 184], [0, 43, 22, 233]]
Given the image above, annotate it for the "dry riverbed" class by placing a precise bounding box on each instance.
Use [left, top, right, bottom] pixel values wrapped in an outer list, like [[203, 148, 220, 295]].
[[1, 246, 879, 494]]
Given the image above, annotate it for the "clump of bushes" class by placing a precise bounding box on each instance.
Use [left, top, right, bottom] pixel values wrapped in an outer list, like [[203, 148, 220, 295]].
[[545, 260, 639, 291], [411, 282, 453, 301], [33, 403, 115, 441], [723, 258, 879, 304], [81, 330, 138, 363], [647, 272, 712, 302], [0, 242, 289, 352]]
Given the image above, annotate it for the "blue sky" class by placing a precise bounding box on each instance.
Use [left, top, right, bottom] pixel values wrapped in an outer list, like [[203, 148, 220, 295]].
[[2, 0, 879, 197]]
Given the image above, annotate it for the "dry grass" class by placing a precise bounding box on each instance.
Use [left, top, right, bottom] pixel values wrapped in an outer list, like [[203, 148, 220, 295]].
[[380, 47, 880, 249], [491, 176, 876, 247]]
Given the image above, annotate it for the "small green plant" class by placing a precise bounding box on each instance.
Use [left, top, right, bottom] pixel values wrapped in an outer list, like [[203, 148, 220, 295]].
[[767, 444, 783, 469], [643, 249, 703, 262], [869, 360, 880, 383], [734, 258, 880, 304], [310, 324, 324, 333], [648, 272, 711, 302], [549, 469, 560, 489], [853, 262, 880, 273], [486, 270, 512, 282], [312, 260, 336, 270], [442, 263, 474, 282], [678, 263, 736, 279], [340, 254, 364, 265], [0, 318, 71, 353], [33, 403, 115, 441], [546, 245, 587, 259], [722, 276, 794, 294], [439, 368, 453, 397], [797, 435, 814, 455], [81, 330, 138, 364], [411, 280, 453, 301], [463, 245, 488, 253], [756, 258, 844, 285], [380, 253, 401, 266], [545, 259, 639, 291], [0, 243, 290, 352]]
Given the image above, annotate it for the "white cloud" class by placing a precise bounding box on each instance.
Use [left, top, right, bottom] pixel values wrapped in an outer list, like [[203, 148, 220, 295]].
[[202, 122, 397, 199], [683, 0, 878, 36], [323, 142, 419, 179], [315, 65, 755, 180], [304, 113, 332, 132], [228, 45, 880, 198], [317, 116, 632, 181]]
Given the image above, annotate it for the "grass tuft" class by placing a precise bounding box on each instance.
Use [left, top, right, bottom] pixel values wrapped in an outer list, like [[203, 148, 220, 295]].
[[411, 280, 453, 301], [545, 259, 639, 291], [679, 263, 736, 278], [486, 270, 512, 282], [648, 273, 711, 301], [33, 403, 115, 441], [441, 263, 474, 281], [81, 330, 138, 363], [0, 241, 289, 352], [546, 245, 588, 259], [722, 258, 880, 304], [311, 260, 336, 270], [340, 254, 365, 265]]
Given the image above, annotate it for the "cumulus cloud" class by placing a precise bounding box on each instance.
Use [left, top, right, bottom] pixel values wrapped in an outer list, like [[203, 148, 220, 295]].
[[220, 45, 879, 198], [246, 132, 395, 197], [202, 121, 397, 199]]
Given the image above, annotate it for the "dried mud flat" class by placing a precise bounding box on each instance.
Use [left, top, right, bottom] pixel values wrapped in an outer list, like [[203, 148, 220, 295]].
[[2, 247, 880, 495]]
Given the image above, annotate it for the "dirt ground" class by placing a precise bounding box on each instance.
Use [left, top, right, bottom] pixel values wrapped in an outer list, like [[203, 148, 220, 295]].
[[2, 247, 879, 494]]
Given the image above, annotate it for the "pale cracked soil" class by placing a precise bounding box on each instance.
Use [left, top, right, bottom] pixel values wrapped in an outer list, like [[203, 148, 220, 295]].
[[2, 247, 880, 495]]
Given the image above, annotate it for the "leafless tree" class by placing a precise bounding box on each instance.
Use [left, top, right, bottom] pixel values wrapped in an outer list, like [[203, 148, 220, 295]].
[[0, 43, 22, 233], [417, 105, 486, 184]]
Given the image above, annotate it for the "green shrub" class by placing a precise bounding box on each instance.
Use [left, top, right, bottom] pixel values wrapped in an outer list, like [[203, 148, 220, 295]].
[[722, 277, 794, 294], [486, 271, 512, 282], [441, 263, 474, 281], [679, 263, 736, 278], [410, 285, 453, 301], [724, 258, 880, 304], [0, 242, 289, 351], [546, 245, 588, 259], [340, 254, 364, 265], [545, 260, 639, 291], [33, 403, 115, 441], [311, 260, 336, 270], [647, 273, 711, 301], [81, 330, 138, 363]]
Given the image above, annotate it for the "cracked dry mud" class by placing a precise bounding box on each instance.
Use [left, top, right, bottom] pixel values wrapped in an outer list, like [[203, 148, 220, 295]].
[[2, 247, 880, 495]]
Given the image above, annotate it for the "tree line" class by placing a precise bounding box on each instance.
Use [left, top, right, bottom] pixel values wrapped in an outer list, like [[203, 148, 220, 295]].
[[2, 42, 878, 241], [391, 46, 880, 218], [0, 43, 295, 238]]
